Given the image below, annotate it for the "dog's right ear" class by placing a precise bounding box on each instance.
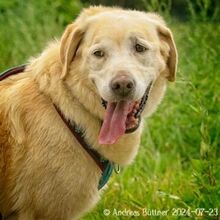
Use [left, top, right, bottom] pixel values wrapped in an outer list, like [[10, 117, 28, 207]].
[[157, 25, 178, 82], [146, 13, 177, 82], [60, 23, 84, 78]]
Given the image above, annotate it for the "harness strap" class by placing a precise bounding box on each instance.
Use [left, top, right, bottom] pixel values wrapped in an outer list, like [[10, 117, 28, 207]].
[[0, 64, 26, 80]]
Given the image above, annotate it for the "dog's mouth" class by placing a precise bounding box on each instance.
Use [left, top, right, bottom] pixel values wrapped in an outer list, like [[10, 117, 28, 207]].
[[99, 82, 152, 145]]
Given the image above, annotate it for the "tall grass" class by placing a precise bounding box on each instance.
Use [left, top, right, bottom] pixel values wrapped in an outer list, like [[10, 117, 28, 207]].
[[0, 0, 82, 71], [0, 1, 219, 219], [187, 0, 220, 22]]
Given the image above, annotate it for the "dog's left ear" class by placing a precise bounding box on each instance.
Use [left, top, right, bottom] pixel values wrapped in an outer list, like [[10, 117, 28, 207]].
[[157, 25, 178, 82], [60, 23, 85, 78]]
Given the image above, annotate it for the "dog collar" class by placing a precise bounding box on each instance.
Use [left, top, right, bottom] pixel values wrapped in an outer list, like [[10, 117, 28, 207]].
[[0, 64, 113, 190], [54, 105, 114, 190]]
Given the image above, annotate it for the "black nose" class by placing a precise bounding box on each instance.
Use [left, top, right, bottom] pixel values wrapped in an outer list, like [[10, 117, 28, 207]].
[[110, 75, 135, 97]]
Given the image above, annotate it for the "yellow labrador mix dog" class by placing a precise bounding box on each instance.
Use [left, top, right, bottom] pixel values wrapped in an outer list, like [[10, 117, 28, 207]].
[[0, 6, 177, 220]]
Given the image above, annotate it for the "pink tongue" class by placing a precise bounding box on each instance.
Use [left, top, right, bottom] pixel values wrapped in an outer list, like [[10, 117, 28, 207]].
[[99, 101, 130, 145]]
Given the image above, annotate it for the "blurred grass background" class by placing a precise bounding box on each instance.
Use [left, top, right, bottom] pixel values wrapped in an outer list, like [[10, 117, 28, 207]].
[[0, 0, 219, 219]]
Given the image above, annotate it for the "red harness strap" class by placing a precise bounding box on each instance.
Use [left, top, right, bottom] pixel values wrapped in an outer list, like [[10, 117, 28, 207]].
[[0, 64, 26, 81]]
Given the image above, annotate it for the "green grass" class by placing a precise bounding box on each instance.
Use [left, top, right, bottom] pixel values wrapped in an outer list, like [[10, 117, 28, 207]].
[[0, 2, 219, 220]]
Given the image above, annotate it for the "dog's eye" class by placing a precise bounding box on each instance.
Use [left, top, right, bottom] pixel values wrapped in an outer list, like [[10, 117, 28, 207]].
[[93, 50, 105, 58], [135, 44, 147, 53]]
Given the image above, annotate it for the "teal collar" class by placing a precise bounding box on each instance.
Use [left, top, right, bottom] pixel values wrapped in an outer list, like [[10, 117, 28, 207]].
[[0, 64, 114, 190], [98, 160, 114, 190]]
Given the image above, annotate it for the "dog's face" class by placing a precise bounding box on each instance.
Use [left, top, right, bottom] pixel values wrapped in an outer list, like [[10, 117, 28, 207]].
[[60, 7, 177, 145], [85, 16, 162, 103]]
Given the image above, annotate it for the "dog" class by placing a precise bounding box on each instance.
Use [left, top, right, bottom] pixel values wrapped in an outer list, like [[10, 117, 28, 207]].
[[0, 6, 177, 220]]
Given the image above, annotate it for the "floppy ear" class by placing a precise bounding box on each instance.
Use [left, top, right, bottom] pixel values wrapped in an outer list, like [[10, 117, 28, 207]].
[[60, 23, 84, 78], [157, 25, 178, 82]]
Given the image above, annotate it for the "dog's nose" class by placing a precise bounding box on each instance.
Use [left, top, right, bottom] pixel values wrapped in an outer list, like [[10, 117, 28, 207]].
[[110, 75, 135, 97]]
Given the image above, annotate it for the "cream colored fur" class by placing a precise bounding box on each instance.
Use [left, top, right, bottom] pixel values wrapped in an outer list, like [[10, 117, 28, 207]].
[[0, 6, 177, 220]]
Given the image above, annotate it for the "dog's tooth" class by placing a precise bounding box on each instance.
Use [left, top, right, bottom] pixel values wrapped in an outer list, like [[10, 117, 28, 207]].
[[101, 99, 107, 109]]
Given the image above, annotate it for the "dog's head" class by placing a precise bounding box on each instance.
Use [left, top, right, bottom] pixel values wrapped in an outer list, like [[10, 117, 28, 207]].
[[59, 6, 178, 145]]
